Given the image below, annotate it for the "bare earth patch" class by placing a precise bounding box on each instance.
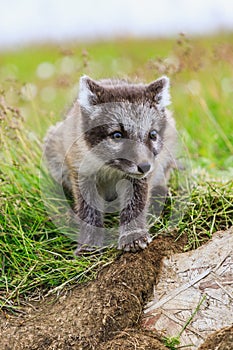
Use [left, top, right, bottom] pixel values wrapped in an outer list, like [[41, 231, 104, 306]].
[[0, 229, 232, 350]]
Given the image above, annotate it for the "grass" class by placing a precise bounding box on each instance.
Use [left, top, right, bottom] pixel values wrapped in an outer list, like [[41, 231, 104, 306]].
[[0, 33, 233, 310], [162, 336, 180, 350]]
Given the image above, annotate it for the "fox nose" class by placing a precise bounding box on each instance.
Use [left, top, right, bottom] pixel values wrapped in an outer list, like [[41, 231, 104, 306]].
[[137, 162, 151, 174]]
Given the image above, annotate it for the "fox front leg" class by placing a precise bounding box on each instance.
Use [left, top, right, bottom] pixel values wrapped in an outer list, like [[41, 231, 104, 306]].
[[74, 187, 105, 255], [118, 179, 152, 252]]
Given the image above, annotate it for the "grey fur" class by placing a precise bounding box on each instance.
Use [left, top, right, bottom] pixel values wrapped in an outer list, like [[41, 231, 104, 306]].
[[43, 75, 177, 254]]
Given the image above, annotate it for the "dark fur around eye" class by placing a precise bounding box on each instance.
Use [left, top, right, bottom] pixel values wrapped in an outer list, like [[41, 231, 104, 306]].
[[84, 124, 109, 146]]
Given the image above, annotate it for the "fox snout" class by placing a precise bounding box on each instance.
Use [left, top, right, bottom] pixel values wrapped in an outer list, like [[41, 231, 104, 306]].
[[137, 162, 151, 174], [102, 139, 156, 177], [130, 160, 152, 177], [107, 158, 152, 177]]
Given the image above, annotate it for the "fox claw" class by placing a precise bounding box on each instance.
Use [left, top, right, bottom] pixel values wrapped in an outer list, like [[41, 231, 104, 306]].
[[118, 231, 152, 252]]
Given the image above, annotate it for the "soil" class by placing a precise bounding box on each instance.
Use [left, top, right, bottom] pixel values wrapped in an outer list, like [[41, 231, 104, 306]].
[[198, 325, 233, 350], [0, 233, 232, 350]]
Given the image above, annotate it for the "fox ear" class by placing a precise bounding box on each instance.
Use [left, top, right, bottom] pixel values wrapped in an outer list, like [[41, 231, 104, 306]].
[[78, 75, 105, 109], [146, 76, 170, 108]]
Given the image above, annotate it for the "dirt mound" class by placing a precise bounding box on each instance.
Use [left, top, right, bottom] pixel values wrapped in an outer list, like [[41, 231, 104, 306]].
[[0, 236, 178, 350], [198, 325, 233, 350], [0, 232, 232, 350], [101, 330, 167, 349]]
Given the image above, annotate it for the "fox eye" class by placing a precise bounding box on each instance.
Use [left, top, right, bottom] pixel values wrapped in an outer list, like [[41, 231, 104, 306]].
[[149, 130, 158, 140], [110, 131, 123, 141]]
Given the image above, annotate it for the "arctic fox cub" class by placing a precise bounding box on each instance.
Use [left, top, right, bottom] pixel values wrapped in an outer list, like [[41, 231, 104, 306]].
[[44, 75, 177, 254]]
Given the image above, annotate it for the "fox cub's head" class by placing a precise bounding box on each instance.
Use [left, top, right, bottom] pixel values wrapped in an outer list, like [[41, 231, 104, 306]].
[[78, 75, 171, 178]]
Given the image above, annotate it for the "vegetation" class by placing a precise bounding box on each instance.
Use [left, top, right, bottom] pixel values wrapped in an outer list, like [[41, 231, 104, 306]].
[[0, 33, 232, 311]]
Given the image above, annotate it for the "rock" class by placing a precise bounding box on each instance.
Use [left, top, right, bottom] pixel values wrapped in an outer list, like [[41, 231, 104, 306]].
[[143, 228, 233, 349]]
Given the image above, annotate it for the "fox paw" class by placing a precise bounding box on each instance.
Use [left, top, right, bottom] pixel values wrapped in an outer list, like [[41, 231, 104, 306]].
[[118, 231, 152, 252]]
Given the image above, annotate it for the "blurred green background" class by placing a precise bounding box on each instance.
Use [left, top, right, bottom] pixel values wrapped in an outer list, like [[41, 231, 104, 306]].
[[1, 34, 232, 170]]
